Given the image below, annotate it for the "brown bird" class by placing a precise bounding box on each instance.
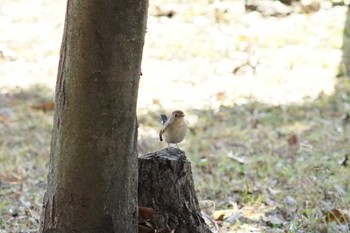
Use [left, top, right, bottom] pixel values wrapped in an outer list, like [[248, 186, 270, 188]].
[[159, 110, 188, 148]]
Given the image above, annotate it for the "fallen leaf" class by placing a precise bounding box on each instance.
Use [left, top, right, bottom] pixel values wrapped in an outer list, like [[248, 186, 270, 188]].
[[342, 113, 350, 126], [262, 214, 285, 226], [199, 200, 215, 215], [144, 220, 154, 229], [284, 196, 296, 206], [215, 92, 226, 102], [287, 134, 298, 145], [201, 212, 220, 233], [214, 209, 235, 222], [213, 206, 240, 222], [338, 154, 348, 167], [139, 206, 157, 220], [152, 6, 175, 18], [152, 98, 160, 105], [31, 102, 55, 112], [224, 212, 243, 224], [250, 118, 258, 129], [0, 107, 14, 122], [325, 209, 350, 224], [227, 151, 248, 164], [138, 223, 154, 233]]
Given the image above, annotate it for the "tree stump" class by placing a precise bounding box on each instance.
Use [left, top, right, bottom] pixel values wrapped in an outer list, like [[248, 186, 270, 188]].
[[138, 148, 212, 233]]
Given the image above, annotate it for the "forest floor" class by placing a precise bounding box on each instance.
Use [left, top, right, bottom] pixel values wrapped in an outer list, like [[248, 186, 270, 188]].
[[1, 0, 350, 232]]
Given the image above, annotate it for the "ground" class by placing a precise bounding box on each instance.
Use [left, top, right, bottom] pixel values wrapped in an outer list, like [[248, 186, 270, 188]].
[[1, 0, 350, 232]]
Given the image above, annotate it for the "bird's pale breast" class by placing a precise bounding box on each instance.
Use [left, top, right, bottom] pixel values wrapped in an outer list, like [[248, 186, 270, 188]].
[[162, 121, 188, 143]]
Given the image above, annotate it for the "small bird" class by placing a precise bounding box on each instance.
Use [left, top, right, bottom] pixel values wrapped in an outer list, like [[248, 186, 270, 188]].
[[159, 110, 188, 148]]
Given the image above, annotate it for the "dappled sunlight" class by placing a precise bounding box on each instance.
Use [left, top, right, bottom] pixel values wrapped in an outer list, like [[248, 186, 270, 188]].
[[0, 0, 65, 89], [1, 0, 350, 232], [138, 0, 345, 110], [0, 0, 345, 108]]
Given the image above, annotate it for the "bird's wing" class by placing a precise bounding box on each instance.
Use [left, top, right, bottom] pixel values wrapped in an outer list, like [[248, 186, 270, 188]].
[[159, 131, 163, 141], [159, 121, 171, 141]]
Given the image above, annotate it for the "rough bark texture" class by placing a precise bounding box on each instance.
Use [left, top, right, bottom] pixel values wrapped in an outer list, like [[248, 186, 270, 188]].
[[40, 0, 148, 232], [138, 148, 212, 233]]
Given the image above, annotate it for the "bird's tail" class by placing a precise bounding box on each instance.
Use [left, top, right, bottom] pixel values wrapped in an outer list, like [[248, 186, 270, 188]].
[[160, 114, 168, 125]]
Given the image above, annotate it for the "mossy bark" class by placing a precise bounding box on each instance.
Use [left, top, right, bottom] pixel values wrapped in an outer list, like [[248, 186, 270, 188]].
[[40, 1, 148, 232]]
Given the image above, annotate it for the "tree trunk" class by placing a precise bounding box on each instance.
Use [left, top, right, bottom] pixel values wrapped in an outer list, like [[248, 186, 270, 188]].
[[40, 1, 148, 232], [138, 148, 212, 233]]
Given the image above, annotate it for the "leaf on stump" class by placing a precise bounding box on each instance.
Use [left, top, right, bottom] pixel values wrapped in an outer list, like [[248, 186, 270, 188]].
[[139, 206, 157, 220]]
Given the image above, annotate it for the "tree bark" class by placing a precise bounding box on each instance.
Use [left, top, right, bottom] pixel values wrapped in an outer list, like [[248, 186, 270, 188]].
[[40, 1, 148, 232], [138, 148, 212, 233]]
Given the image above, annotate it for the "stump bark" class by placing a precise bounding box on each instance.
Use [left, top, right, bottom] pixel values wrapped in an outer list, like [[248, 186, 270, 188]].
[[138, 148, 212, 233]]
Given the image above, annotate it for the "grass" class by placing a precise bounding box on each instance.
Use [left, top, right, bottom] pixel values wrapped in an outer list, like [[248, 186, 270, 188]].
[[1, 82, 350, 232], [1, 0, 350, 232], [0, 86, 53, 233], [140, 78, 350, 232], [161, 79, 350, 229]]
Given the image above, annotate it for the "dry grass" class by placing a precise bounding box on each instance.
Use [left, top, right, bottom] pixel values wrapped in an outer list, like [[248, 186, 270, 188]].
[[2, 80, 350, 232], [1, 0, 350, 232], [0, 86, 53, 232], [139, 78, 350, 232]]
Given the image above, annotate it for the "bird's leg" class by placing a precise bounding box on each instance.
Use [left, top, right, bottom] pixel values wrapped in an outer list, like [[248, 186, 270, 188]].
[[167, 143, 170, 148], [176, 143, 179, 148]]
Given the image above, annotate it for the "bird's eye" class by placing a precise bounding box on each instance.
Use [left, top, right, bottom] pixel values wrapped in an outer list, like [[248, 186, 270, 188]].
[[175, 114, 178, 117]]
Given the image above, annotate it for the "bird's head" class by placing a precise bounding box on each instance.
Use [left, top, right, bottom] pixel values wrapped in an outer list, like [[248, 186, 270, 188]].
[[172, 110, 185, 121]]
